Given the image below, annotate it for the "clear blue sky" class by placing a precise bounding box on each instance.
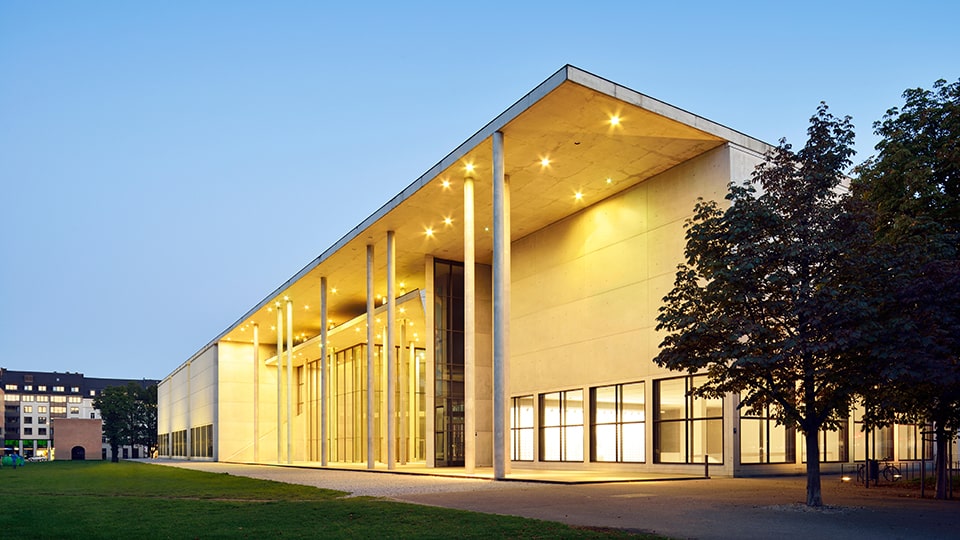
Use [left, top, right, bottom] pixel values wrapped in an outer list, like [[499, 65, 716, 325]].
[[1, 1, 956, 379]]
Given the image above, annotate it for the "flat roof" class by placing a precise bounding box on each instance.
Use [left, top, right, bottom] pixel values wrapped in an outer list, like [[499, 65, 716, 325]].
[[167, 65, 773, 377]]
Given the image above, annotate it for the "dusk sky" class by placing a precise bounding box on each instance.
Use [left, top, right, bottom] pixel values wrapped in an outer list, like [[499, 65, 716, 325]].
[[1, 1, 956, 380]]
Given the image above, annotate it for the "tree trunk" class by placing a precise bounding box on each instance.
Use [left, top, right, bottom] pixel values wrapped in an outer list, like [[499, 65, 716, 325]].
[[804, 428, 823, 506], [935, 424, 948, 500], [111, 442, 120, 463]]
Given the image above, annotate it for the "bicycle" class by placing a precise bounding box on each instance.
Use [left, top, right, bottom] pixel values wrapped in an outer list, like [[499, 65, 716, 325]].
[[856, 459, 901, 483]]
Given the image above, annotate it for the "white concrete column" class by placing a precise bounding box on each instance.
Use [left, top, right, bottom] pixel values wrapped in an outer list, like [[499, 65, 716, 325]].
[[286, 298, 294, 464], [492, 130, 511, 479], [253, 323, 260, 463], [320, 276, 329, 466], [464, 174, 477, 473], [366, 244, 376, 469], [387, 230, 397, 469], [400, 320, 408, 465], [276, 303, 283, 463]]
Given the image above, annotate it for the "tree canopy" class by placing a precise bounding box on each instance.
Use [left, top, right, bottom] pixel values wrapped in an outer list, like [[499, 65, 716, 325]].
[[852, 78, 960, 499], [655, 104, 882, 507], [94, 382, 157, 462]]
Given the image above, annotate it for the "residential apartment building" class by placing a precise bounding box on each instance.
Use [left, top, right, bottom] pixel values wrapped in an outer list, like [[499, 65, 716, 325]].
[[1, 369, 158, 460]]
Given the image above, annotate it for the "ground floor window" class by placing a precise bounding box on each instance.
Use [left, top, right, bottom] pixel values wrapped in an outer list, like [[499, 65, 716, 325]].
[[740, 404, 795, 464], [853, 403, 892, 461], [654, 375, 722, 464], [897, 423, 933, 460], [539, 389, 583, 462], [158, 433, 170, 456], [191, 424, 213, 458], [510, 395, 534, 461], [801, 421, 848, 463], [591, 382, 645, 463], [172, 429, 187, 457]]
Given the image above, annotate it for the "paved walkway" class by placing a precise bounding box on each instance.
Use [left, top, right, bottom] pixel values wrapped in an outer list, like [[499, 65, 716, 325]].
[[150, 461, 959, 539]]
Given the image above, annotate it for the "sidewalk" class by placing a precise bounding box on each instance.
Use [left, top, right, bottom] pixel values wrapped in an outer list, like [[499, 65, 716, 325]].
[[151, 461, 958, 539]]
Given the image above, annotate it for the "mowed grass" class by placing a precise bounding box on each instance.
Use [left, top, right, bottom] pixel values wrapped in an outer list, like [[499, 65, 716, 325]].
[[0, 460, 652, 539]]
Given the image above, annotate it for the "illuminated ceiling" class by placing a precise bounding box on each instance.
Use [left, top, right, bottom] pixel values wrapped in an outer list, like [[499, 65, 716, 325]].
[[199, 66, 770, 362]]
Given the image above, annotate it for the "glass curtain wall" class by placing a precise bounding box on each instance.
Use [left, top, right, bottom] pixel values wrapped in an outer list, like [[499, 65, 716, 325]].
[[654, 375, 723, 464], [591, 382, 645, 463], [434, 259, 465, 467], [740, 404, 796, 464]]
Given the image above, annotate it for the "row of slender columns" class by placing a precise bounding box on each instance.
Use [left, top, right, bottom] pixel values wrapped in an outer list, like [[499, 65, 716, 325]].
[[254, 129, 509, 474]]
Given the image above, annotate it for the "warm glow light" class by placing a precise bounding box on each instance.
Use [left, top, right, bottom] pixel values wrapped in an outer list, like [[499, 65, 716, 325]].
[[443, 216, 453, 226], [609, 115, 621, 126], [841, 476, 851, 482], [574, 191, 584, 201], [606, 177, 613, 184], [303, 305, 309, 310], [441, 179, 451, 189], [465, 163, 475, 173], [399, 307, 406, 314], [425, 227, 434, 237], [331, 288, 338, 294], [540, 157, 550, 167]]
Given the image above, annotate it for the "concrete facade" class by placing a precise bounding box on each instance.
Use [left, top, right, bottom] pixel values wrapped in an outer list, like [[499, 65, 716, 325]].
[[156, 66, 943, 477]]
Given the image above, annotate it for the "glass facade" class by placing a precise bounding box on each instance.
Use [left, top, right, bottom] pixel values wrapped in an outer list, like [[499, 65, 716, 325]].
[[654, 375, 723, 464], [740, 404, 796, 464], [539, 389, 584, 462], [591, 382, 645, 463], [434, 259, 465, 467], [510, 395, 534, 461]]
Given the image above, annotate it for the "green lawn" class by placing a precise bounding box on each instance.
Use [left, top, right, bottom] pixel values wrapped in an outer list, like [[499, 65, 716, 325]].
[[0, 460, 653, 539]]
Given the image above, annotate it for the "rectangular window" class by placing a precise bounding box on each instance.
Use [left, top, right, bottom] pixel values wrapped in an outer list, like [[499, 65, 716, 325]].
[[38, 385, 46, 391], [70, 386, 79, 393], [852, 403, 892, 461], [51, 396, 66, 403], [23, 417, 32, 424], [740, 404, 796, 464], [53, 386, 64, 392], [3, 394, 19, 402], [654, 375, 723, 464], [297, 365, 304, 415], [801, 422, 849, 463], [70, 407, 80, 415], [38, 428, 47, 436], [68, 396, 82, 403], [51, 406, 66, 414], [23, 427, 32, 435], [38, 406, 47, 413], [89, 390, 96, 396], [20, 395, 33, 402], [36, 395, 48, 402], [591, 382, 645, 463], [4, 384, 16, 391], [539, 389, 583, 462], [510, 395, 534, 461], [23, 406, 32, 413], [23, 385, 32, 391], [38, 416, 47, 424]]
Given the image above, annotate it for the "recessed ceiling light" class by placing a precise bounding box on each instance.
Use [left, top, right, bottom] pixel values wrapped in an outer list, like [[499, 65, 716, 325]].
[[441, 179, 451, 189], [609, 115, 621, 126], [465, 163, 475, 173], [425, 227, 434, 237], [606, 177, 613, 184], [443, 216, 453, 226], [574, 191, 584, 201], [540, 157, 550, 167]]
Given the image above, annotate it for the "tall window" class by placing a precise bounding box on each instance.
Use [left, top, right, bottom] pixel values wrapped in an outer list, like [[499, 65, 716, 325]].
[[654, 375, 723, 464], [740, 404, 796, 464], [801, 422, 849, 463], [852, 403, 892, 461], [510, 395, 534, 461], [540, 389, 583, 462], [434, 259, 465, 467], [591, 382, 645, 463], [897, 423, 933, 460]]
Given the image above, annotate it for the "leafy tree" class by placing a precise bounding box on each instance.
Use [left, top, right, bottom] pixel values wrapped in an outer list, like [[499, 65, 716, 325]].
[[852, 79, 960, 499], [655, 104, 883, 507], [94, 382, 158, 462]]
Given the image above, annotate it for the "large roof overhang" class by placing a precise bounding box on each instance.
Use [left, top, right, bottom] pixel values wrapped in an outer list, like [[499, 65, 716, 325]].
[[180, 65, 772, 367]]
